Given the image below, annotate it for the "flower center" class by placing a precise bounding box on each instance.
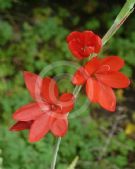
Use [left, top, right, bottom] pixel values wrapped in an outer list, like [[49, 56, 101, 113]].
[[51, 104, 58, 111], [82, 46, 88, 51]]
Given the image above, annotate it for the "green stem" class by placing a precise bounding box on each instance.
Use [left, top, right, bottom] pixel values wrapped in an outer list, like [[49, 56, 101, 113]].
[[50, 137, 61, 169], [50, 85, 81, 169], [102, 0, 135, 45], [50, 1, 135, 168]]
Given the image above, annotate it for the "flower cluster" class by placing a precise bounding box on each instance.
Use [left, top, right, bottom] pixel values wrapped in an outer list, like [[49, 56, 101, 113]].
[[10, 30, 130, 142]]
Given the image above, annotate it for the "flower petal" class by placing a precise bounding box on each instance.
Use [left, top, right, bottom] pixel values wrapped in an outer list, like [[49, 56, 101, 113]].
[[29, 114, 52, 142], [58, 93, 75, 114], [41, 77, 59, 104], [51, 118, 68, 137], [68, 40, 84, 59], [96, 71, 130, 88], [98, 83, 116, 112], [83, 31, 94, 44], [100, 56, 125, 71], [83, 46, 95, 57], [10, 121, 33, 131], [72, 67, 86, 85], [66, 31, 83, 43], [84, 57, 101, 75], [67, 31, 84, 59], [23, 71, 42, 100], [13, 102, 44, 121], [86, 78, 100, 103], [83, 31, 102, 53], [93, 35, 102, 53]]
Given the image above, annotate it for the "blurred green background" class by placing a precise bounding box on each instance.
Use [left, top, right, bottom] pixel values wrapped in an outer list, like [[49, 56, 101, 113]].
[[0, 0, 135, 169]]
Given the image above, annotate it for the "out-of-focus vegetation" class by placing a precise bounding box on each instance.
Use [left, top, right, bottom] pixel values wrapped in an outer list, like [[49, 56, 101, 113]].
[[0, 0, 135, 169]]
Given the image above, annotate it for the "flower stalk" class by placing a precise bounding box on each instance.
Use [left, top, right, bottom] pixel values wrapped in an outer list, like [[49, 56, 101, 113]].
[[50, 137, 62, 169], [50, 0, 135, 168], [50, 85, 82, 169], [102, 0, 135, 45]]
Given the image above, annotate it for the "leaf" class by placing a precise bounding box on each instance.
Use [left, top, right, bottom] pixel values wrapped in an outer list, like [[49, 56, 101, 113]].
[[67, 156, 79, 169]]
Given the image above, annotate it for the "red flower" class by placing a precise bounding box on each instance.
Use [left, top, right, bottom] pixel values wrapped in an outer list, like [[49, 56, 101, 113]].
[[10, 71, 74, 142], [72, 56, 130, 111], [67, 31, 102, 59]]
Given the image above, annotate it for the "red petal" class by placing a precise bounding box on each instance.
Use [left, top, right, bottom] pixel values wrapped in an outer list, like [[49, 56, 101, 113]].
[[96, 71, 130, 88], [68, 40, 84, 59], [23, 71, 42, 100], [93, 35, 102, 53], [58, 93, 75, 113], [83, 31, 102, 53], [100, 56, 125, 71], [83, 31, 94, 44], [86, 78, 100, 103], [95, 64, 111, 74], [84, 57, 101, 75], [41, 77, 59, 104], [67, 31, 85, 59], [72, 67, 87, 85], [13, 102, 43, 121], [98, 83, 116, 112], [83, 46, 95, 57], [10, 121, 33, 131], [66, 31, 83, 43], [29, 114, 52, 142], [51, 118, 68, 137]]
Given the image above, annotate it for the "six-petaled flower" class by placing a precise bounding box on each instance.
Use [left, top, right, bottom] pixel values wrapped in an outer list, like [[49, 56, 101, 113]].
[[72, 56, 130, 111], [10, 71, 75, 142], [67, 31, 102, 59]]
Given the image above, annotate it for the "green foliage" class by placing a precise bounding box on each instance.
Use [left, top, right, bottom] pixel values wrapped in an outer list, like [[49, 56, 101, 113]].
[[0, 0, 12, 10], [0, 1, 135, 169], [0, 21, 13, 45]]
